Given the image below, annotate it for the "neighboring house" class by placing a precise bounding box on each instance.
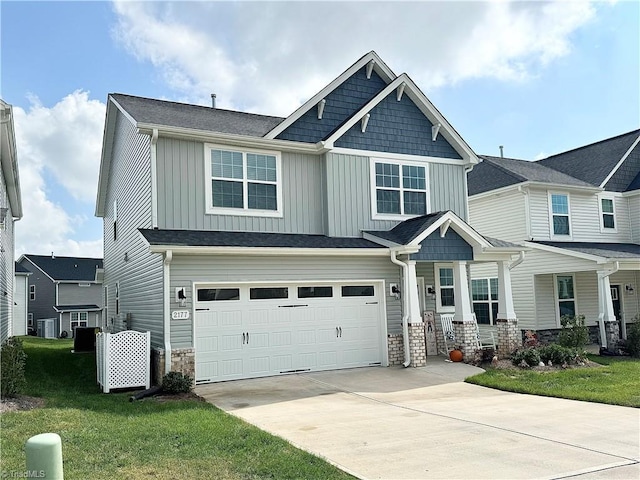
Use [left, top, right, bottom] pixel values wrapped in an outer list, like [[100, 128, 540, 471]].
[[18, 254, 104, 338], [468, 130, 640, 348], [13, 262, 31, 336], [0, 99, 23, 343], [96, 51, 525, 385]]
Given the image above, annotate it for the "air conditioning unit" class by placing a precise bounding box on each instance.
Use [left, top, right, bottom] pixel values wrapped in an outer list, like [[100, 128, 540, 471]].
[[37, 318, 56, 339]]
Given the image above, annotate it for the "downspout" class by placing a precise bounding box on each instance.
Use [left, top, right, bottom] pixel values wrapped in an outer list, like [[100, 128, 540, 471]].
[[150, 129, 159, 229], [598, 261, 620, 347], [163, 250, 173, 374], [509, 251, 526, 270], [390, 249, 411, 367]]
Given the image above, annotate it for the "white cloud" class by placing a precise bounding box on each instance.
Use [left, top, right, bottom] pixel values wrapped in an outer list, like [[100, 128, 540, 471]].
[[111, 0, 598, 115], [13, 92, 105, 258]]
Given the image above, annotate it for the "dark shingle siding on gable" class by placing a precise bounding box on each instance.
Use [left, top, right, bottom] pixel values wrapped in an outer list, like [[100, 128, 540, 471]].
[[275, 68, 388, 143], [606, 142, 640, 192], [334, 92, 462, 159], [410, 229, 473, 261]]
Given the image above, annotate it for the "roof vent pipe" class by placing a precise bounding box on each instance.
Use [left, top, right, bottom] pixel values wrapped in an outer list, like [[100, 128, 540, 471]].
[[211, 94, 216, 108], [499, 145, 504, 158]]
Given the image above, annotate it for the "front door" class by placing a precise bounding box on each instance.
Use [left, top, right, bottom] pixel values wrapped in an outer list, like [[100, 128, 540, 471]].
[[610, 285, 623, 337]]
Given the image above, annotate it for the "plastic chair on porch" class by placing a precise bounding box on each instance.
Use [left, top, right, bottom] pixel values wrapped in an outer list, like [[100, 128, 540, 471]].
[[472, 313, 496, 351], [439, 313, 456, 354]]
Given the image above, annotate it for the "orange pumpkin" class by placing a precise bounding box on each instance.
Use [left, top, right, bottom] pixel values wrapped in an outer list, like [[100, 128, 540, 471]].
[[449, 349, 463, 362]]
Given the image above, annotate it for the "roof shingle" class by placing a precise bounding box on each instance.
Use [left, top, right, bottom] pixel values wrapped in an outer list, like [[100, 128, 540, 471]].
[[22, 255, 103, 281]]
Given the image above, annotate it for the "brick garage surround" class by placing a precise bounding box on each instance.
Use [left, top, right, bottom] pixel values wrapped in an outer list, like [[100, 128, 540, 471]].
[[496, 318, 520, 358], [387, 333, 404, 366], [387, 326, 427, 367], [151, 348, 195, 386]]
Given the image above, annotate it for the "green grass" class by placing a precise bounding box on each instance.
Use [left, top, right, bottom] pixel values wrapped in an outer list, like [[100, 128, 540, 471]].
[[1, 337, 354, 480], [466, 354, 640, 407]]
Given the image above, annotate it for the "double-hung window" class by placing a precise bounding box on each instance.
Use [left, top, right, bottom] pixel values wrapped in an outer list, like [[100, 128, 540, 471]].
[[205, 145, 282, 217], [471, 278, 499, 325], [372, 159, 428, 218], [600, 197, 616, 231], [549, 193, 571, 237], [435, 265, 455, 312], [555, 275, 576, 319], [70, 311, 88, 333], [29, 285, 36, 301]]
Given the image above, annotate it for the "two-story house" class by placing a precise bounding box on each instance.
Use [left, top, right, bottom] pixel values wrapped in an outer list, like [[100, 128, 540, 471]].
[[0, 99, 23, 343], [468, 130, 640, 349], [18, 254, 104, 338], [96, 52, 525, 384]]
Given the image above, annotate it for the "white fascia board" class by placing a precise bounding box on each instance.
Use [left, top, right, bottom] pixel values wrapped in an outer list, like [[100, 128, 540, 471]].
[[469, 183, 524, 201], [523, 241, 604, 263], [615, 259, 640, 270], [473, 251, 522, 262], [0, 101, 23, 218], [469, 180, 602, 202], [137, 123, 325, 155], [264, 51, 396, 140], [20, 257, 56, 283], [599, 133, 640, 188], [148, 245, 390, 256], [409, 211, 492, 249], [362, 231, 401, 248], [329, 147, 468, 166], [95, 99, 124, 217]]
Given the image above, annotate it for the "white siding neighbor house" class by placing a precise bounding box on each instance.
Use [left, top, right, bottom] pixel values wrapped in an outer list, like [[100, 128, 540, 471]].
[[96, 52, 526, 384], [468, 130, 640, 349]]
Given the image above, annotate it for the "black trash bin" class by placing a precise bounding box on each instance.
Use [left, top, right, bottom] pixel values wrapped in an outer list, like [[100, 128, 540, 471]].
[[74, 327, 101, 352]]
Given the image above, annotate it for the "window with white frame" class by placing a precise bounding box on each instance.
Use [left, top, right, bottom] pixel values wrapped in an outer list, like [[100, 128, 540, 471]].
[[28, 313, 33, 327], [29, 285, 36, 301], [372, 159, 428, 218], [555, 275, 576, 319], [435, 265, 455, 312], [115, 282, 120, 315], [600, 197, 616, 230], [472, 278, 499, 325], [70, 311, 88, 332], [205, 145, 282, 216], [549, 193, 571, 236]]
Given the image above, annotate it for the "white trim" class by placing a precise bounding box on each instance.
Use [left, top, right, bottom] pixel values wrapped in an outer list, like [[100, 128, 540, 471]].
[[408, 210, 492, 250], [29, 284, 36, 301], [548, 191, 572, 239], [470, 277, 499, 325], [598, 194, 617, 233], [553, 273, 578, 327], [599, 133, 640, 188], [361, 232, 400, 247], [524, 241, 604, 263], [19, 256, 56, 283], [149, 245, 390, 256], [469, 181, 602, 201], [150, 128, 159, 229], [203, 143, 284, 218], [330, 147, 469, 165], [434, 263, 455, 313]]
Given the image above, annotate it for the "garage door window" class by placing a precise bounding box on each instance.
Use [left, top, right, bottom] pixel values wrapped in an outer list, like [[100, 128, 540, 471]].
[[298, 286, 333, 298], [341, 285, 375, 297], [198, 288, 240, 301], [250, 287, 288, 300]]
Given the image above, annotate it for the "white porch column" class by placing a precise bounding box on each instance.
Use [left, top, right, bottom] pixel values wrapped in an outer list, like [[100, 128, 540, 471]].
[[406, 260, 422, 324], [597, 271, 617, 347], [496, 261, 517, 320], [453, 261, 474, 322]]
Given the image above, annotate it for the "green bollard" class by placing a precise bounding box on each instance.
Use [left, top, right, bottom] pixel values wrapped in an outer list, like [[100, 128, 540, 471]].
[[25, 432, 64, 479]]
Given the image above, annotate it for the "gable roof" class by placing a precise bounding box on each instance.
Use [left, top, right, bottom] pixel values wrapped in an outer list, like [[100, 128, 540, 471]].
[[468, 155, 594, 196], [363, 212, 448, 245], [529, 241, 640, 262], [15, 262, 31, 275], [537, 129, 640, 192], [110, 94, 285, 137], [20, 255, 103, 282]]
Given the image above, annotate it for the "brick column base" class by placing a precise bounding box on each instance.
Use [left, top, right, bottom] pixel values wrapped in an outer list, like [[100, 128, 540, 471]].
[[408, 323, 427, 367], [496, 318, 519, 358], [387, 334, 404, 366], [152, 348, 196, 386], [453, 320, 477, 362], [602, 322, 620, 349]]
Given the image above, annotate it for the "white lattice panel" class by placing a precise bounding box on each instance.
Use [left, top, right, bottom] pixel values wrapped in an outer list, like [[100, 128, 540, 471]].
[[96, 330, 150, 393]]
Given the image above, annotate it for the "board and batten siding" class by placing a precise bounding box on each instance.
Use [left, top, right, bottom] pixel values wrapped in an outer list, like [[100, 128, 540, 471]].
[[325, 153, 469, 237], [155, 138, 325, 234], [168, 254, 403, 349], [57, 283, 103, 307], [468, 190, 527, 243], [103, 110, 164, 348]]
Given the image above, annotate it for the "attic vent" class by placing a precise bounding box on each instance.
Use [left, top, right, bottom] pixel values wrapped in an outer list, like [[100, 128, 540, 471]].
[[211, 94, 216, 108]]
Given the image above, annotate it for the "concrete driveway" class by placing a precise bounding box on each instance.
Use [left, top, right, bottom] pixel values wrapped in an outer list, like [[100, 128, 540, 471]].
[[196, 360, 640, 480]]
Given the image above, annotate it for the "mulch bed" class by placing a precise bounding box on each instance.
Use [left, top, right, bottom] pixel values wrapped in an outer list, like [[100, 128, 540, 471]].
[[486, 358, 603, 371], [0, 395, 46, 413]]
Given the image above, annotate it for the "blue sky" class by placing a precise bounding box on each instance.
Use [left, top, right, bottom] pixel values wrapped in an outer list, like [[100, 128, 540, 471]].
[[2, 1, 638, 258]]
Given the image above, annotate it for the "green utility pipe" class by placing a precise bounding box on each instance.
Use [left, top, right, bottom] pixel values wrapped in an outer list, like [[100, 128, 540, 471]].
[[26, 432, 64, 479]]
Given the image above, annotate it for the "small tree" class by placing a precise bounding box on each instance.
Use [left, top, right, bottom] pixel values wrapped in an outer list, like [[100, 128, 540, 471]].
[[558, 314, 589, 349], [1, 337, 27, 398]]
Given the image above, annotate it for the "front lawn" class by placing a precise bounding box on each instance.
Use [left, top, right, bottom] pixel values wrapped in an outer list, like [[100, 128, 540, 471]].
[[0, 337, 353, 479], [466, 355, 640, 407]]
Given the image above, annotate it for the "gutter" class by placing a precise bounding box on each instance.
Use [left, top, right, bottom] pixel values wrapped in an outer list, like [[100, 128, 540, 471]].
[[163, 250, 173, 374], [150, 129, 159, 228], [390, 248, 411, 367], [509, 251, 526, 270]]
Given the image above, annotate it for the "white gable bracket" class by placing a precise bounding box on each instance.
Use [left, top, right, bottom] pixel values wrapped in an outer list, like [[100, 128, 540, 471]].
[[317, 99, 326, 120], [396, 82, 406, 101], [431, 123, 441, 142], [366, 60, 375, 79], [361, 113, 371, 133], [439, 219, 451, 238]]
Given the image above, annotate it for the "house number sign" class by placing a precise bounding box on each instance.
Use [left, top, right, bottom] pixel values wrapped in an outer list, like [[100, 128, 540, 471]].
[[171, 310, 190, 320]]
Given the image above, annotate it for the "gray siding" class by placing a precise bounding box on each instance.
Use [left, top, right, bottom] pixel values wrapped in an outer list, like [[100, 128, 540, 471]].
[[169, 254, 403, 348], [20, 259, 57, 322], [58, 283, 103, 308], [103, 110, 164, 347], [0, 168, 13, 341], [411, 229, 473, 261], [156, 138, 324, 234], [429, 163, 468, 221]]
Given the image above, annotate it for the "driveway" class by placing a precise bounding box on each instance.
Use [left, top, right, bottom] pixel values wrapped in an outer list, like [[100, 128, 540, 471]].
[[196, 361, 640, 480]]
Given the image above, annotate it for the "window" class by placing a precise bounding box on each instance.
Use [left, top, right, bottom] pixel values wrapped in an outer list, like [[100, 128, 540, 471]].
[[29, 285, 36, 301], [550, 193, 570, 236], [556, 275, 576, 319], [472, 278, 499, 325], [600, 197, 616, 230], [372, 159, 428, 218], [249, 287, 288, 300], [113, 199, 118, 241], [298, 286, 333, 298], [341, 285, 375, 297], [435, 265, 455, 312], [28, 313, 33, 327], [70, 311, 89, 333], [115, 283, 120, 315], [205, 145, 282, 217], [197, 288, 240, 301]]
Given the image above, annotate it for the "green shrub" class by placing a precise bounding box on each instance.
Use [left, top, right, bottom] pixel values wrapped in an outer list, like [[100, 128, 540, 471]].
[[511, 348, 541, 367], [538, 343, 578, 365], [162, 371, 193, 394], [625, 316, 640, 358], [558, 314, 589, 349], [1, 337, 27, 398]]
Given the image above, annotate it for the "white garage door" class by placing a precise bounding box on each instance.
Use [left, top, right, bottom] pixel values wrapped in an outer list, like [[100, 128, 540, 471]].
[[194, 282, 384, 384]]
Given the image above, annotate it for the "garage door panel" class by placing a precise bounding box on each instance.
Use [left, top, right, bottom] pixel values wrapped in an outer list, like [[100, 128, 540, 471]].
[[272, 355, 292, 372], [220, 310, 242, 327], [270, 331, 292, 347], [318, 351, 338, 368], [221, 359, 243, 377], [247, 309, 271, 327], [196, 336, 218, 354], [317, 327, 337, 343], [249, 332, 270, 348], [296, 329, 316, 345], [248, 357, 270, 375], [296, 352, 317, 369], [221, 334, 242, 351]]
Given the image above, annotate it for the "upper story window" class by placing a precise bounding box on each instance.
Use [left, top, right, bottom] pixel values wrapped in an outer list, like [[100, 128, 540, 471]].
[[29, 285, 36, 301], [371, 159, 428, 219], [600, 197, 616, 231], [549, 193, 571, 237], [205, 144, 283, 217]]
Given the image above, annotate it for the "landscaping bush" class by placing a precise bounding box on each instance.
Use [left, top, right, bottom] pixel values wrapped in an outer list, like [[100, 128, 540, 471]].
[[511, 348, 541, 367], [558, 314, 589, 349], [538, 343, 578, 365], [625, 316, 640, 358], [1, 337, 27, 398], [162, 371, 193, 394]]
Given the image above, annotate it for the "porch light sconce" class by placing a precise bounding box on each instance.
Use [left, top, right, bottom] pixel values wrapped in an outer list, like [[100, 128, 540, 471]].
[[390, 284, 401, 300], [175, 287, 187, 307], [317, 99, 326, 120], [625, 284, 635, 294], [432, 123, 441, 142], [361, 113, 370, 133], [427, 286, 436, 297]]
